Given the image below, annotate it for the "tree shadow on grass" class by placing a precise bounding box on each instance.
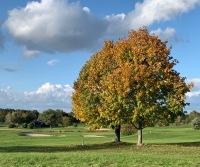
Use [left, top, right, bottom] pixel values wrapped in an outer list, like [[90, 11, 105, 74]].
[[148, 141, 200, 147], [1, 141, 200, 153], [167, 141, 200, 147], [0, 142, 132, 153]]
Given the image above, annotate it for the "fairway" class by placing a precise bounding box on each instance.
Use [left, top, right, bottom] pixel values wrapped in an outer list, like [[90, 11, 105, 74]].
[[0, 126, 200, 167]]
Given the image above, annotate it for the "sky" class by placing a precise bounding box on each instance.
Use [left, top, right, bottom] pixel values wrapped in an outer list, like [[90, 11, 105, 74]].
[[0, 0, 200, 112]]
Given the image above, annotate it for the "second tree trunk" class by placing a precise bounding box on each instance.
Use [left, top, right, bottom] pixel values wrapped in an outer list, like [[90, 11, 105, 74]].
[[137, 128, 143, 146]]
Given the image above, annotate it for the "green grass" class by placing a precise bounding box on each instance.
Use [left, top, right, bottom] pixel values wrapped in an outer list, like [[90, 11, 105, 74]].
[[0, 125, 200, 167]]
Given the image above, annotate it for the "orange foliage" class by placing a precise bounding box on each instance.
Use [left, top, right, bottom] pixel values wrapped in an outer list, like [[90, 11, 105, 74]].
[[72, 28, 191, 129]]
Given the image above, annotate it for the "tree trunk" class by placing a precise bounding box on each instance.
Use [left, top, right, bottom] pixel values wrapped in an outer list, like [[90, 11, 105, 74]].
[[137, 128, 143, 146], [114, 125, 121, 143]]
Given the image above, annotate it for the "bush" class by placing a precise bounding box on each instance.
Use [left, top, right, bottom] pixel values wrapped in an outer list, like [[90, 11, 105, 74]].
[[121, 124, 137, 136], [8, 123, 16, 128], [73, 123, 78, 127], [28, 122, 34, 129], [22, 123, 27, 128], [192, 118, 200, 130]]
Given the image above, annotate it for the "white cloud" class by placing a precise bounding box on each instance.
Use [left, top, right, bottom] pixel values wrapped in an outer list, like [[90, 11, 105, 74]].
[[187, 78, 200, 98], [82, 7, 90, 13], [186, 78, 200, 111], [47, 59, 59, 66], [105, 13, 126, 37], [0, 83, 73, 111], [106, 0, 200, 36], [1, 79, 200, 112], [129, 0, 200, 26], [5, 0, 107, 55], [151, 27, 178, 42], [0, 86, 13, 101], [5, 0, 200, 54], [23, 47, 40, 57]]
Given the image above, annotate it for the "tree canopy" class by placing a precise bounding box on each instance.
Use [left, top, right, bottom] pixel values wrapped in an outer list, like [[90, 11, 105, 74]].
[[72, 28, 191, 144]]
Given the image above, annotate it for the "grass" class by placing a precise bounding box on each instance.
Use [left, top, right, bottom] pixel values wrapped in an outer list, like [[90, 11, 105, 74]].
[[0, 125, 200, 166]]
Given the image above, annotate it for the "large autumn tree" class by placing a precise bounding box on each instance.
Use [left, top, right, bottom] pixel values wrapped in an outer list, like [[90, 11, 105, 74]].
[[72, 28, 191, 145]]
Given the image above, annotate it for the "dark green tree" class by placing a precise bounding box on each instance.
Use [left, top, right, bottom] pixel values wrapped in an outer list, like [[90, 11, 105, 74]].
[[39, 109, 62, 128]]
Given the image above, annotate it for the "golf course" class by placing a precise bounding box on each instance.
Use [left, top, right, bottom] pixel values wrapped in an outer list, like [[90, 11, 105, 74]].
[[0, 125, 200, 167], [1, 1, 200, 167]]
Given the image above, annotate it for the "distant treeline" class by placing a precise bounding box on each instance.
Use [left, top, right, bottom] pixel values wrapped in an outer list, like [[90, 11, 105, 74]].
[[174, 110, 200, 126], [0, 108, 199, 129], [0, 108, 79, 128]]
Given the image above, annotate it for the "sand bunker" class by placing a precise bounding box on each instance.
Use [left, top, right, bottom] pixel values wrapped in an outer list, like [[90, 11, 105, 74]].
[[84, 135, 105, 138], [96, 128, 111, 131], [26, 133, 52, 137]]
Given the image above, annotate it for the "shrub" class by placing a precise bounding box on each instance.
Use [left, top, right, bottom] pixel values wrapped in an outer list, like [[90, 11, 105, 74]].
[[73, 123, 78, 127], [192, 118, 200, 130], [121, 124, 137, 136], [22, 123, 27, 128], [31, 120, 47, 128], [28, 122, 34, 129], [8, 123, 16, 128]]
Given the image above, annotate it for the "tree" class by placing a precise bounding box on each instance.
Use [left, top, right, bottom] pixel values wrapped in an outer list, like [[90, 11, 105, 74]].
[[39, 109, 62, 128], [0, 109, 11, 123], [5, 112, 13, 124], [4, 109, 39, 126], [187, 111, 200, 123], [192, 117, 200, 130], [0, 108, 15, 123], [62, 116, 71, 127], [72, 28, 191, 145]]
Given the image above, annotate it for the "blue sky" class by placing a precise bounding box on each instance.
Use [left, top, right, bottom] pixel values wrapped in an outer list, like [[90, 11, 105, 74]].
[[0, 0, 200, 111]]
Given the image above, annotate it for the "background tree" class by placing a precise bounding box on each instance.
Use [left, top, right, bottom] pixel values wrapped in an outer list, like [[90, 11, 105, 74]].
[[5, 112, 13, 124], [187, 111, 200, 123], [0, 108, 79, 128], [62, 116, 71, 127], [4, 109, 39, 127], [39, 109, 63, 128], [192, 117, 200, 130], [73, 28, 191, 145], [0, 108, 15, 123]]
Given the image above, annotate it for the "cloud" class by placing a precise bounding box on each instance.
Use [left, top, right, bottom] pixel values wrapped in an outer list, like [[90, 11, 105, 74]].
[[106, 0, 200, 37], [0, 83, 73, 111], [5, 0, 107, 55], [186, 78, 200, 111], [130, 0, 200, 26], [5, 0, 200, 55], [105, 13, 127, 37], [0, 67, 17, 72], [187, 78, 200, 98], [23, 47, 40, 57], [151, 27, 179, 43], [151, 27, 187, 44], [82, 7, 90, 13], [47, 59, 59, 66], [0, 86, 14, 101], [0, 64, 18, 72], [1, 79, 200, 112]]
